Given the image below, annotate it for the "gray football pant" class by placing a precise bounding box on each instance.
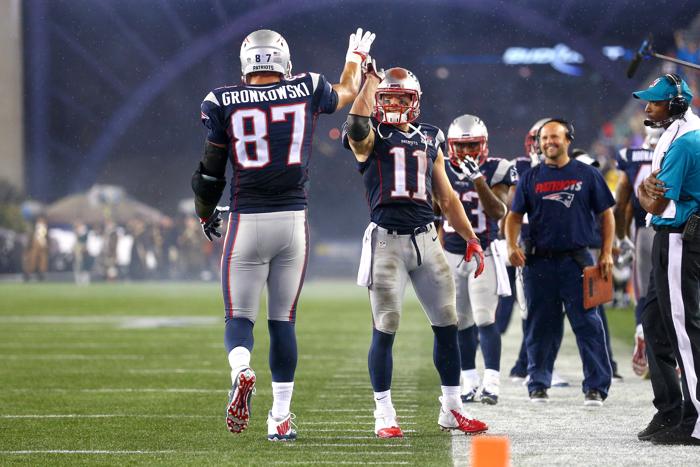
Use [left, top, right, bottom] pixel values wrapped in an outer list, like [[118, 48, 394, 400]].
[[221, 210, 308, 322], [368, 225, 457, 334], [634, 226, 654, 299], [445, 251, 499, 329]]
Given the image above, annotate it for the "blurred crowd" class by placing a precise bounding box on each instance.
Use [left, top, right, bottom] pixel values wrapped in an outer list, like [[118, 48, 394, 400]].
[[3, 214, 225, 283]]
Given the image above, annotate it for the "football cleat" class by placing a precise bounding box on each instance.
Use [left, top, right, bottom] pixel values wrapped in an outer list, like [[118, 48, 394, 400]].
[[374, 408, 404, 438], [461, 387, 479, 403], [438, 397, 488, 435], [632, 334, 649, 377], [480, 370, 499, 405], [226, 367, 256, 434], [267, 411, 297, 441]]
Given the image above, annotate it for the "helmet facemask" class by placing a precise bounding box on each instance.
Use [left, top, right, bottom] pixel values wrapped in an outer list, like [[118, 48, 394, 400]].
[[374, 89, 420, 125], [448, 138, 488, 166]]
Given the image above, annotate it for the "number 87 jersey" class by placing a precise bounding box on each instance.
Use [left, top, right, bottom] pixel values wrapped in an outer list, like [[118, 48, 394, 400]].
[[342, 119, 444, 231], [200, 72, 338, 213]]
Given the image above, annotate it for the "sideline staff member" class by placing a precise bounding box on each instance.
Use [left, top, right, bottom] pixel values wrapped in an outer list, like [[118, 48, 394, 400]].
[[505, 119, 615, 406], [635, 74, 700, 446]]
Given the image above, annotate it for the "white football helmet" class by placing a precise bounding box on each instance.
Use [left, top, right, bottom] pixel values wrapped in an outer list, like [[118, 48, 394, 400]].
[[374, 68, 422, 125], [447, 114, 489, 166], [643, 126, 663, 149], [524, 117, 551, 166], [240, 29, 292, 81]]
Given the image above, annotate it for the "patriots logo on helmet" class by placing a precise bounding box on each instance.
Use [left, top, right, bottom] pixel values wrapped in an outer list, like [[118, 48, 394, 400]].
[[543, 192, 575, 208]]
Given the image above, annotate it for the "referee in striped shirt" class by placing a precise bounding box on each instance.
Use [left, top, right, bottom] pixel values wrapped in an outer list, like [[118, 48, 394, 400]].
[[634, 74, 700, 446]]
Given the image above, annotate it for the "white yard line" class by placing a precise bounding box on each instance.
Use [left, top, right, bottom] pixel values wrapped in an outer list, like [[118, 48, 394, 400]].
[[0, 450, 180, 455]]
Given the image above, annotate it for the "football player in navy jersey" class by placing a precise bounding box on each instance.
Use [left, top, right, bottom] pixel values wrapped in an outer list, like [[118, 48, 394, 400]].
[[193, 27, 375, 440], [438, 114, 517, 405], [505, 119, 615, 406], [614, 126, 662, 378], [343, 63, 488, 437]]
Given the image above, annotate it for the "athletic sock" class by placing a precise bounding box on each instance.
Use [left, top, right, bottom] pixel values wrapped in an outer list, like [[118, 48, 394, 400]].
[[228, 346, 251, 385], [271, 381, 294, 419], [433, 325, 460, 386], [479, 323, 501, 371], [457, 325, 478, 370], [368, 329, 395, 392], [441, 385, 462, 410], [373, 389, 394, 417]]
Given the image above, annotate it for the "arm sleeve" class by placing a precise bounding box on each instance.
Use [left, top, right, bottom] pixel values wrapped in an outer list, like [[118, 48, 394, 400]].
[[310, 73, 339, 115], [200, 91, 229, 145], [589, 169, 616, 214]]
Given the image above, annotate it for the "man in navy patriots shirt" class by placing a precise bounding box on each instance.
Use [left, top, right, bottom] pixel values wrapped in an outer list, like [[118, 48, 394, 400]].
[[193, 27, 375, 440], [505, 119, 615, 406], [343, 62, 487, 438], [438, 114, 518, 405]]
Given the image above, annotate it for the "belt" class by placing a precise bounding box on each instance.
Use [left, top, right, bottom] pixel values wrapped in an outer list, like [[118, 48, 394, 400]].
[[652, 224, 685, 233], [529, 247, 587, 259], [377, 223, 433, 266], [379, 223, 433, 236]]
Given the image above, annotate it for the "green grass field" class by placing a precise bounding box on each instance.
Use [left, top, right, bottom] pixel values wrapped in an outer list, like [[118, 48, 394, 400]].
[[0, 281, 472, 466]]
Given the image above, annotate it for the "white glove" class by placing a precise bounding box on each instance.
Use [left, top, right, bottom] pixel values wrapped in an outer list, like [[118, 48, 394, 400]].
[[362, 55, 385, 81], [615, 236, 635, 267], [450, 158, 483, 181], [346, 28, 376, 64]]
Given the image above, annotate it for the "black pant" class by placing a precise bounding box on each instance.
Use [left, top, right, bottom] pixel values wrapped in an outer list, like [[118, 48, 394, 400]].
[[641, 230, 700, 436]]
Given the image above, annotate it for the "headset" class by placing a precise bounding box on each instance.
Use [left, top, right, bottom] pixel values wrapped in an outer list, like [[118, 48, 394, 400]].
[[665, 73, 689, 117], [536, 118, 575, 143]]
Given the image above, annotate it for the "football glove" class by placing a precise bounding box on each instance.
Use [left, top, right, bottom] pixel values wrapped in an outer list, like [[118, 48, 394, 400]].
[[450, 158, 483, 181], [465, 238, 485, 278], [200, 206, 229, 242], [362, 55, 385, 81], [346, 27, 376, 64]]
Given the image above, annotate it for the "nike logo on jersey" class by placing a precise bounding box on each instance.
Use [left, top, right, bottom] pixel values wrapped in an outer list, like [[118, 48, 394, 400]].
[[543, 192, 575, 208], [432, 235, 438, 241]]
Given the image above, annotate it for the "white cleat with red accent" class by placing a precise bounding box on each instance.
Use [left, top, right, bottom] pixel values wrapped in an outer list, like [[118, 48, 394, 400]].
[[374, 408, 404, 438], [226, 367, 256, 434], [267, 411, 297, 441], [438, 397, 488, 435]]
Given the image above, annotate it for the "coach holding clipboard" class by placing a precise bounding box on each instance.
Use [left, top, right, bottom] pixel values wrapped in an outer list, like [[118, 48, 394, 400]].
[[505, 118, 615, 407], [634, 74, 700, 446]]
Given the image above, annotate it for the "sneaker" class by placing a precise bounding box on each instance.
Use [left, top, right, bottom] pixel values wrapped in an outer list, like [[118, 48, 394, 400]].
[[551, 371, 570, 388], [226, 367, 256, 433], [480, 389, 498, 405], [583, 389, 604, 407], [651, 427, 700, 446], [267, 411, 297, 441], [638, 416, 679, 441], [374, 408, 403, 438], [437, 397, 488, 435], [461, 387, 479, 403], [529, 388, 548, 403], [632, 335, 648, 377]]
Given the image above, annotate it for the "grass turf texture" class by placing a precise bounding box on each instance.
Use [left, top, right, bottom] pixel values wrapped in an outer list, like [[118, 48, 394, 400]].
[[0, 282, 456, 466]]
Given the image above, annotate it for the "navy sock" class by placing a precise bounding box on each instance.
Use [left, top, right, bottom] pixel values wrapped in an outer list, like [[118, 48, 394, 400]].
[[432, 324, 460, 387], [457, 325, 478, 371], [479, 323, 501, 371], [368, 328, 395, 392], [268, 320, 297, 382], [224, 317, 254, 353]]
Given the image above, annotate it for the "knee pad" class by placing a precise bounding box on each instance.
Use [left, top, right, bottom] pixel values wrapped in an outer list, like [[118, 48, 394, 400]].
[[474, 307, 496, 327], [374, 310, 401, 334], [428, 304, 458, 328]]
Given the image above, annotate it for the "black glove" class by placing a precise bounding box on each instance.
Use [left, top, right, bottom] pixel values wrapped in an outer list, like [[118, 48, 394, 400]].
[[200, 206, 229, 242]]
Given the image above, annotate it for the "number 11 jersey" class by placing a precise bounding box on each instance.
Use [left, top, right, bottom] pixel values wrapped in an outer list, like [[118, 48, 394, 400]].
[[200, 73, 338, 213], [343, 120, 445, 231]]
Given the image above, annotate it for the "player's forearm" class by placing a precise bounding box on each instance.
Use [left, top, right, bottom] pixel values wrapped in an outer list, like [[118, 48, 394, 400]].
[[349, 76, 380, 117], [473, 178, 506, 220], [505, 212, 523, 249], [600, 208, 615, 255], [334, 62, 362, 109]]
